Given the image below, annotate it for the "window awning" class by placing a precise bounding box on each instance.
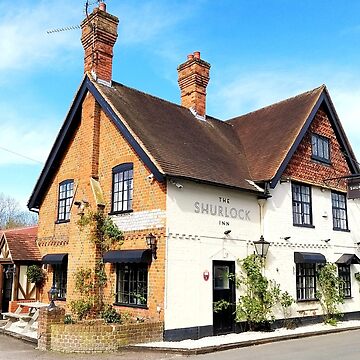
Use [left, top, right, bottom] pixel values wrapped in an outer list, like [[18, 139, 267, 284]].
[[336, 254, 360, 265], [294, 252, 326, 264], [103, 249, 152, 264], [42, 253, 68, 265]]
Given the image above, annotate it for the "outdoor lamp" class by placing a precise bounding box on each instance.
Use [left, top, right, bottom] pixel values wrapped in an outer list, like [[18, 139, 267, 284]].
[[253, 235, 270, 258], [146, 233, 157, 259], [48, 285, 58, 309], [4, 265, 15, 279]]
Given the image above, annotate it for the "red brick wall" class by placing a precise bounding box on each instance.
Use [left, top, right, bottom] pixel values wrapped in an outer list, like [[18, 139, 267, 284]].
[[283, 106, 350, 191], [178, 54, 210, 117], [37, 91, 167, 320]]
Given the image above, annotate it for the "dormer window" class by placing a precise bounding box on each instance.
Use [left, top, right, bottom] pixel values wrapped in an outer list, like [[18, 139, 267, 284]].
[[111, 163, 133, 213], [311, 133, 330, 164], [57, 180, 74, 222]]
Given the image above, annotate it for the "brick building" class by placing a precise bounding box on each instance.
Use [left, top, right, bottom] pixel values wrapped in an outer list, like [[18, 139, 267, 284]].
[[27, 4, 360, 341]]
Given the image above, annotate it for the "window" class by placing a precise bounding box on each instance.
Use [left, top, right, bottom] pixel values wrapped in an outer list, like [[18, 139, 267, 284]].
[[116, 264, 147, 307], [338, 265, 351, 298], [292, 183, 313, 226], [53, 263, 67, 300], [296, 263, 316, 300], [332, 191, 348, 231], [57, 180, 74, 222], [311, 133, 330, 163], [111, 163, 133, 213]]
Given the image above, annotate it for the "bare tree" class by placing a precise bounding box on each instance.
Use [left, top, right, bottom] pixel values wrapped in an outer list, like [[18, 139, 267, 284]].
[[0, 193, 38, 230]]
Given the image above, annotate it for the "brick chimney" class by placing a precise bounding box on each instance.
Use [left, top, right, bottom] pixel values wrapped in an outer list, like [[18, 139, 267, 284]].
[[81, 3, 119, 84], [177, 51, 211, 118]]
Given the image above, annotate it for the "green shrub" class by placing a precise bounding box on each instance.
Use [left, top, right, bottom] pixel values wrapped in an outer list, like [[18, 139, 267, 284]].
[[101, 305, 121, 324], [70, 299, 93, 320], [26, 265, 45, 286], [64, 314, 75, 324], [316, 263, 344, 325], [236, 254, 280, 330]]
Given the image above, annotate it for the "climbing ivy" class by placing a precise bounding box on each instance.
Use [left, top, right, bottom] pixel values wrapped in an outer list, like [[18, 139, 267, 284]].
[[235, 254, 282, 330], [71, 207, 123, 321], [77, 208, 124, 252], [316, 263, 344, 325]]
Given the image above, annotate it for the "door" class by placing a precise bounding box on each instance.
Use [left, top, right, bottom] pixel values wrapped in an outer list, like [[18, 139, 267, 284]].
[[213, 261, 235, 335], [2, 264, 14, 313]]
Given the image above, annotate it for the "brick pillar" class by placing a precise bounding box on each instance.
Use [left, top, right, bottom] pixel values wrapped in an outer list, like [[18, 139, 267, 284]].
[[38, 307, 65, 351]]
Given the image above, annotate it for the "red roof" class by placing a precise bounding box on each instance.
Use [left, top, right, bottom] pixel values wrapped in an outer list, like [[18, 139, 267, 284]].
[[1, 226, 41, 262]]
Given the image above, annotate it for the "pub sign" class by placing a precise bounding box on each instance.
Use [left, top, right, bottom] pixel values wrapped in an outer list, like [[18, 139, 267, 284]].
[[348, 177, 360, 199]]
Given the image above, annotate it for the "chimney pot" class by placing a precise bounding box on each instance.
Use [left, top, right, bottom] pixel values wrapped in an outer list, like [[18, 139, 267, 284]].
[[187, 54, 194, 60], [193, 51, 200, 59], [99, 2, 106, 12]]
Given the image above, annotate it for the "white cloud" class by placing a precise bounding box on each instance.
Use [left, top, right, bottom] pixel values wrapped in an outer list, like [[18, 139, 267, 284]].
[[0, 0, 81, 73]]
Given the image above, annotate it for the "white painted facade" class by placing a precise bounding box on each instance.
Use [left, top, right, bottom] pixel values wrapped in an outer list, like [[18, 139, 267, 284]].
[[165, 179, 261, 331], [164, 178, 360, 332], [264, 182, 360, 317]]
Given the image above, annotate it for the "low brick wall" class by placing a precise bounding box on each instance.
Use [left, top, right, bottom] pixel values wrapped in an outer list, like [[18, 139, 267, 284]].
[[50, 321, 163, 353]]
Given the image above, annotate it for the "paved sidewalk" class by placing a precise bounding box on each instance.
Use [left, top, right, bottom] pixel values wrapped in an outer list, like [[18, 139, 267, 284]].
[[131, 320, 360, 355], [1, 319, 360, 357]]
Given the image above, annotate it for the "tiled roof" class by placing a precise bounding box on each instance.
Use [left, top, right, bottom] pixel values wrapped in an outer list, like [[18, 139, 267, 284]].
[[228, 85, 326, 182], [27, 76, 359, 210], [96, 81, 256, 191], [2, 226, 41, 262]]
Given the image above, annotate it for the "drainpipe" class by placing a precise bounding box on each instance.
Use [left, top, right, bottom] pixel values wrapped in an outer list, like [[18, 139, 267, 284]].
[[258, 198, 266, 237], [257, 182, 271, 238]]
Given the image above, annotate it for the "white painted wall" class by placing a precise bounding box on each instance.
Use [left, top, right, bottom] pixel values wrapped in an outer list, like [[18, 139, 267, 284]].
[[165, 178, 360, 332], [111, 209, 166, 231], [264, 182, 360, 318], [18, 265, 36, 300], [165, 179, 260, 330]]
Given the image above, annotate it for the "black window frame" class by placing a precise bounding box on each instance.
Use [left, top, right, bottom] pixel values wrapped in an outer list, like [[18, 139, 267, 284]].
[[311, 133, 331, 164], [338, 264, 351, 298], [111, 163, 134, 214], [292, 183, 314, 227], [115, 263, 148, 308], [52, 262, 67, 300], [57, 179, 74, 223], [331, 191, 349, 231], [296, 263, 317, 301]]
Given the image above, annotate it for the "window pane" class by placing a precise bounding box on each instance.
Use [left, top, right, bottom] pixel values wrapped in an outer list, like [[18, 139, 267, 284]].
[[332, 192, 348, 230], [292, 183, 312, 226], [214, 265, 230, 289], [112, 164, 133, 213], [57, 180, 74, 221], [296, 263, 316, 300], [312, 134, 330, 162], [116, 264, 148, 306]]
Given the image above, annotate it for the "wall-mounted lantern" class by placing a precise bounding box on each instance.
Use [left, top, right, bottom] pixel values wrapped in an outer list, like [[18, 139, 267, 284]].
[[253, 235, 270, 258], [146, 233, 157, 260], [4, 265, 16, 279]]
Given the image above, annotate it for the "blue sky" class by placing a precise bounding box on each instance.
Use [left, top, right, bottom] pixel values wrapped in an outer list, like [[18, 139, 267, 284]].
[[1, 0, 360, 209]]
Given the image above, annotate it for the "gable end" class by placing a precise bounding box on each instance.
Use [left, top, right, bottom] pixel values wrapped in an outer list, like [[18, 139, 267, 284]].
[[28, 76, 164, 211], [270, 91, 359, 189]]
